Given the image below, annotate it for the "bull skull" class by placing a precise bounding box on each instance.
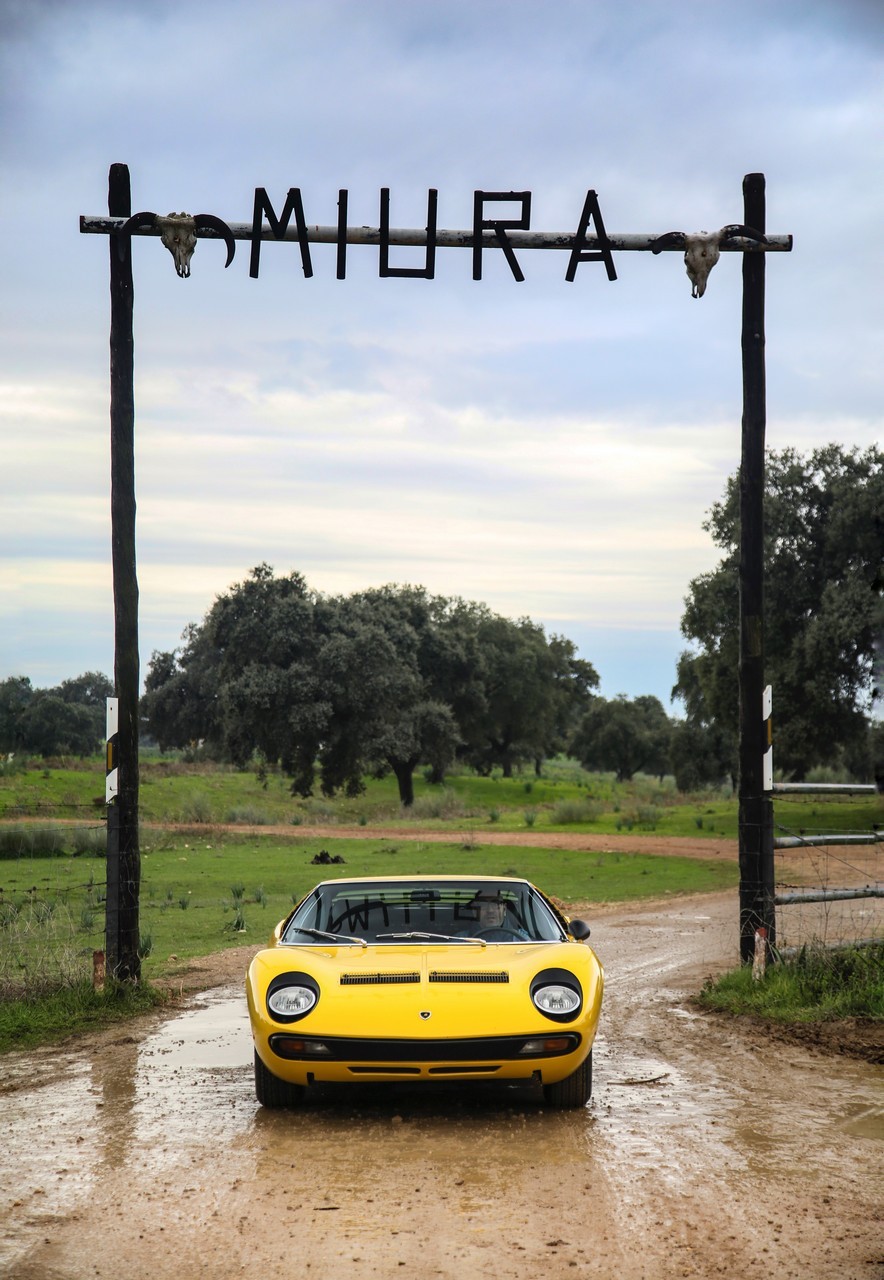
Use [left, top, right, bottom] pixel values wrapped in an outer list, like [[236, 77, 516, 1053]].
[[157, 212, 197, 277], [116, 211, 236, 277], [652, 224, 767, 297]]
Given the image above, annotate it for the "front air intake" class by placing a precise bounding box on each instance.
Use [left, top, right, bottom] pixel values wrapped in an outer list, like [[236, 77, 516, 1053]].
[[340, 971, 420, 985], [429, 971, 509, 984]]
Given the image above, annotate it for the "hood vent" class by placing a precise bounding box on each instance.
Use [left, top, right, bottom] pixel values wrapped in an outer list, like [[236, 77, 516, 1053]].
[[340, 971, 420, 986], [429, 970, 509, 984]]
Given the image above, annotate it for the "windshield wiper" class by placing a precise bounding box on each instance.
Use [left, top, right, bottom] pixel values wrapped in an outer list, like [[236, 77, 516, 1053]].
[[289, 926, 367, 946], [375, 931, 484, 944]]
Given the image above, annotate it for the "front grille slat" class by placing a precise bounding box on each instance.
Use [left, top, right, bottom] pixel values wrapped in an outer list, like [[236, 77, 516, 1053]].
[[340, 971, 420, 985], [429, 971, 509, 984]]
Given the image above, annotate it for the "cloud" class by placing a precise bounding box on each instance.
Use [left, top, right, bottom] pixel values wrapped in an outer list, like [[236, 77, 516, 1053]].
[[1, 0, 881, 705]]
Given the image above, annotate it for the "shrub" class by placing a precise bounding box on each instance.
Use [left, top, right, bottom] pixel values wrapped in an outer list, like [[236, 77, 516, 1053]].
[[179, 792, 214, 824], [70, 827, 105, 857], [551, 799, 605, 825], [636, 805, 662, 829], [225, 806, 271, 825], [0, 825, 103, 860], [409, 789, 464, 820]]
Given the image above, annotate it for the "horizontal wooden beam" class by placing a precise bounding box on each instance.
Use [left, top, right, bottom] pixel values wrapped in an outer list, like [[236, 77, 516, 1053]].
[[774, 833, 883, 848], [775, 887, 883, 904], [79, 215, 793, 254], [772, 782, 878, 795]]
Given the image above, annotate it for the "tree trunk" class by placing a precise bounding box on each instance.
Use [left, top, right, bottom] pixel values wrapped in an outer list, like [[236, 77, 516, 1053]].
[[390, 757, 416, 807]]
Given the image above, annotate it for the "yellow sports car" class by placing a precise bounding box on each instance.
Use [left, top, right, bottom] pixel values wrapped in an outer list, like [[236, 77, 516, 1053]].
[[247, 875, 604, 1109]]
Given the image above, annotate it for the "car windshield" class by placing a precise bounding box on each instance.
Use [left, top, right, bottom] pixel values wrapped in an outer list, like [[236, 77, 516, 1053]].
[[281, 880, 567, 945]]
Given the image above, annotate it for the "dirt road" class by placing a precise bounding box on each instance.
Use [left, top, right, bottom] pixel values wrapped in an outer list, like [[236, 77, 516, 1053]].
[[2, 891, 881, 1280]]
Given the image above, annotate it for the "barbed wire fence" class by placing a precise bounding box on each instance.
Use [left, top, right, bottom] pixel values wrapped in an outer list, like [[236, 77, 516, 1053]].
[[771, 784, 882, 956], [0, 820, 108, 994]]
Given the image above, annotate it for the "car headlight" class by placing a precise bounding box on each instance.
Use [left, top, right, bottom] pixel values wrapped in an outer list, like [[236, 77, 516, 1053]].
[[269, 986, 316, 1016], [533, 984, 580, 1016], [530, 967, 583, 1022], [266, 972, 320, 1023]]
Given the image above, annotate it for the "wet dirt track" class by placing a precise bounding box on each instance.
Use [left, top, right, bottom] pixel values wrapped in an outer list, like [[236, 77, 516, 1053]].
[[2, 892, 882, 1280]]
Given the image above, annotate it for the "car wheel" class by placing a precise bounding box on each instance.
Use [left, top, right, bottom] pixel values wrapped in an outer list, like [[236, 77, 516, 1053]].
[[254, 1050, 306, 1108], [542, 1051, 592, 1109]]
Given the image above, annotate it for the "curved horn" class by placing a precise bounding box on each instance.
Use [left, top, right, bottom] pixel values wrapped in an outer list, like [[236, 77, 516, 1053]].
[[651, 231, 686, 254], [719, 223, 767, 245], [194, 214, 236, 268], [116, 211, 158, 260]]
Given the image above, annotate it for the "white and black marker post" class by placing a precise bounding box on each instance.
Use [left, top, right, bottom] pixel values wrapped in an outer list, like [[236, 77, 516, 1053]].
[[105, 695, 120, 973]]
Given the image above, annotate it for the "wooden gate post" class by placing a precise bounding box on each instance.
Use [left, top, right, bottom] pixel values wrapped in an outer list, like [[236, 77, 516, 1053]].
[[106, 162, 141, 981], [738, 172, 776, 963]]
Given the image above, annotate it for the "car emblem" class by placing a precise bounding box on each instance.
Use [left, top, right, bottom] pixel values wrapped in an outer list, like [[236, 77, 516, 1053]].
[[419, 1011, 431, 1020]]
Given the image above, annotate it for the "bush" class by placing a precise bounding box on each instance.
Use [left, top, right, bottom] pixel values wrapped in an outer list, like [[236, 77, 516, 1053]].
[[0, 825, 103, 860], [409, 789, 464, 820], [636, 804, 662, 829], [551, 799, 605, 825], [225, 805, 271, 825], [179, 792, 214, 824]]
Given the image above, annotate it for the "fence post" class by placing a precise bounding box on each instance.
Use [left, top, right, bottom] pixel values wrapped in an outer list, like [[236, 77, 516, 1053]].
[[738, 173, 776, 963], [108, 162, 141, 982]]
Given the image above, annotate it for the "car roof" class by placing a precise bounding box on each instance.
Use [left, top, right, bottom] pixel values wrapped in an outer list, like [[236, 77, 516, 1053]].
[[313, 874, 532, 889]]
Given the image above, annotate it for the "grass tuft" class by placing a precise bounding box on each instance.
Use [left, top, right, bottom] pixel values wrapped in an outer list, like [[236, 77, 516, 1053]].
[[0, 979, 166, 1054]]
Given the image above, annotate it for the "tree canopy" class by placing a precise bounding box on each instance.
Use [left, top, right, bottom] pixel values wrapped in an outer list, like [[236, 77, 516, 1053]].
[[569, 694, 672, 782], [141, 567, 599, 804], [0, 671, 113, 757], [673, 443, 883, 781]]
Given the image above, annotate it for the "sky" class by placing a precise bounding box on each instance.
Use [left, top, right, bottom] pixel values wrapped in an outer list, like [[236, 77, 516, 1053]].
[[1, 0, 882, 711]]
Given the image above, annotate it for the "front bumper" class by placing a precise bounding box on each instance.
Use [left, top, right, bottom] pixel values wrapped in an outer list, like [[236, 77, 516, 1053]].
[[260, 1030, 587, 1084]]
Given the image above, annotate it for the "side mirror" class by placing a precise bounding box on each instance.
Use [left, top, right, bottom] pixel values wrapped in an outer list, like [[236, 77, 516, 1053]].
[[568, 918, 591, 941], [271, 919, 286, 945]]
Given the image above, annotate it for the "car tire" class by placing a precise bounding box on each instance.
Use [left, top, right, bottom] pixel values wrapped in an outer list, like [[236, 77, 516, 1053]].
[[542, 1051, 592, 1109], [254, 1050, 306, 1108]]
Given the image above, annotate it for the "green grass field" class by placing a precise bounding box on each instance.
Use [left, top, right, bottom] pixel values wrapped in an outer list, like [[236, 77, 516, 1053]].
[[1, 754, 880, 839]]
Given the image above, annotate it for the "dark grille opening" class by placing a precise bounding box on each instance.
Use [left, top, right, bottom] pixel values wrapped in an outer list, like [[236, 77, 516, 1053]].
[[348, 1066, 421, 1075], [428, 1065, 502, 1075], [269, 1034, 579, 1063]]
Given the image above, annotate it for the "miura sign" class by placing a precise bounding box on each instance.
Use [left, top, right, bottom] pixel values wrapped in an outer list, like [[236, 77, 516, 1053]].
[[98, 188, 618, 283], [82, 184, 788, 296], [244, 188, 618, 282]]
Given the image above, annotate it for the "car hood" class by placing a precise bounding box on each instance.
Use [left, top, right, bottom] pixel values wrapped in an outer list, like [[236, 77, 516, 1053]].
[[248, 940, 603, 1040]]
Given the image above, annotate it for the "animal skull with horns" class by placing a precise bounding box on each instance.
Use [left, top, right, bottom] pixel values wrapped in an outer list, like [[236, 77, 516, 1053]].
[[116, 211, 237, 278], [652, 224, 767, 298]]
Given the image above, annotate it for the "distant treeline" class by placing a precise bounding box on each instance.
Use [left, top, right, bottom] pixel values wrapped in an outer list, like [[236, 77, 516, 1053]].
[[3, 444, 881, 797]]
